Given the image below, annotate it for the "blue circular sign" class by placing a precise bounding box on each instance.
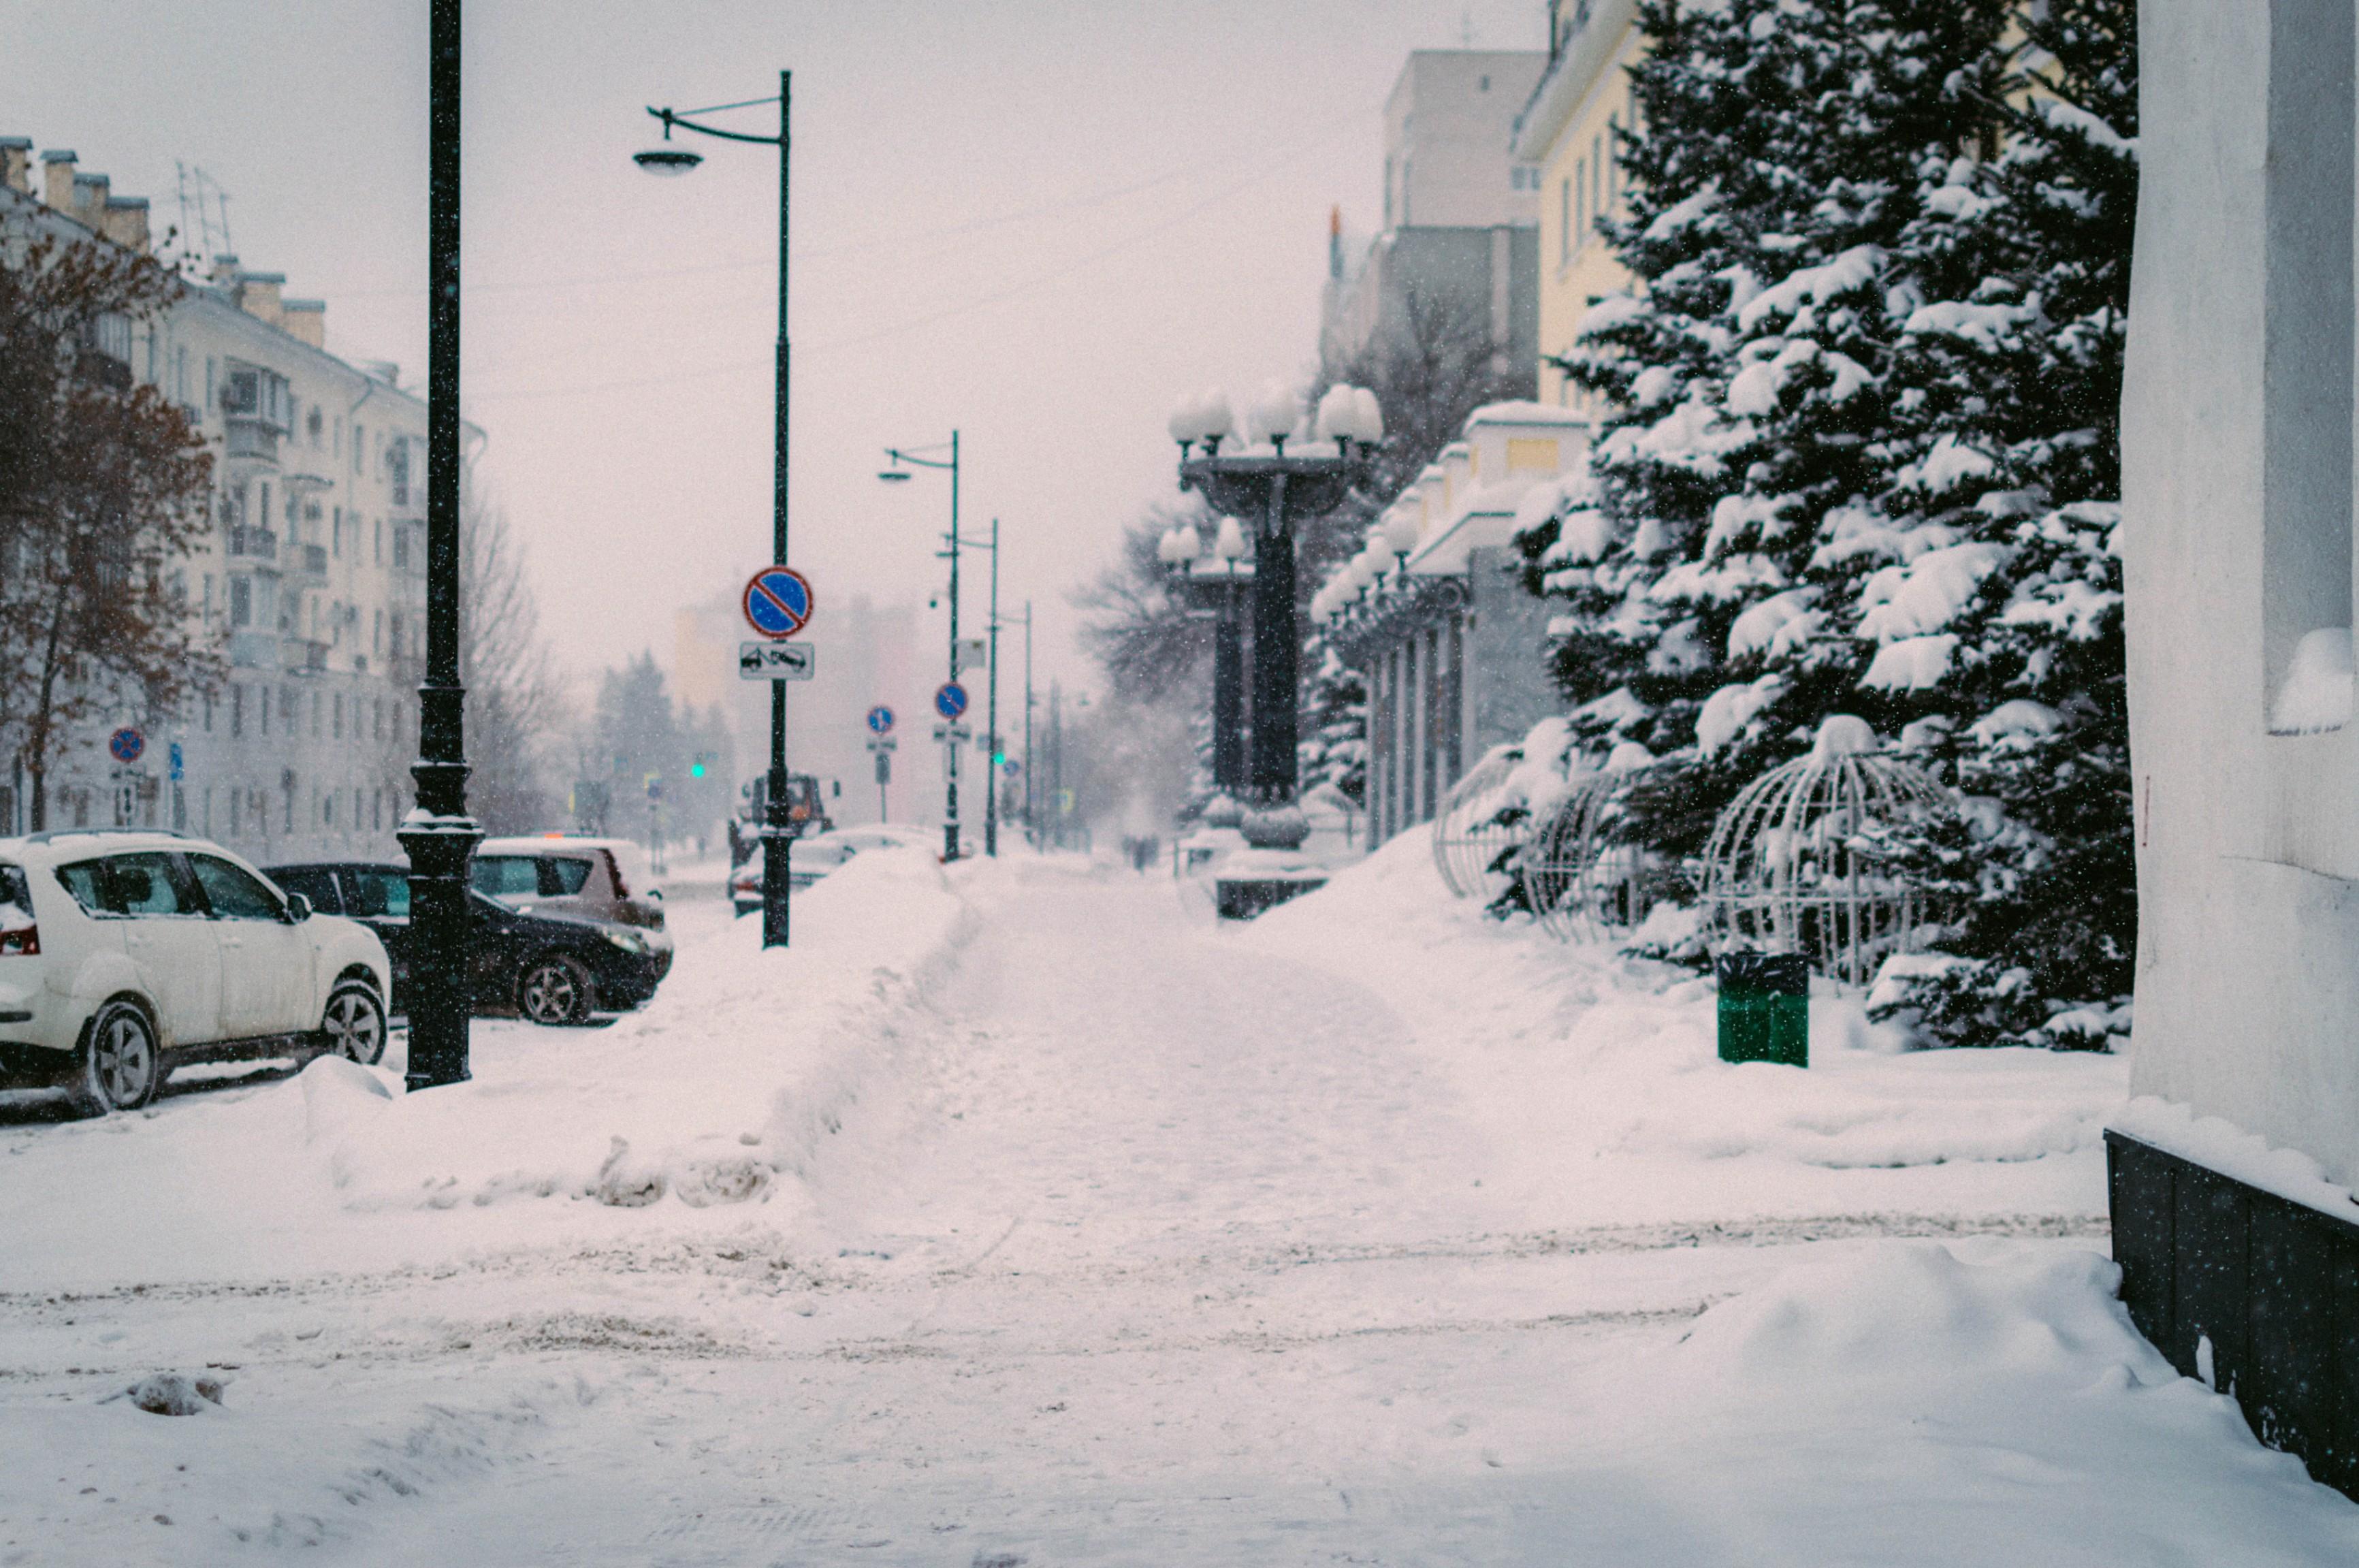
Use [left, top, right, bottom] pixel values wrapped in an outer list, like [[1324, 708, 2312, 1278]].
[[742, 566, 814, 640], [108, 727, 145, 765], [866, 705, 895, 735], [933, 683, 969, 721]]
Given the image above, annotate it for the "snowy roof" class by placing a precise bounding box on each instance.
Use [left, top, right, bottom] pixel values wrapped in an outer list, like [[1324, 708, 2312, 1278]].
[[1464, 400, 1594, 429]]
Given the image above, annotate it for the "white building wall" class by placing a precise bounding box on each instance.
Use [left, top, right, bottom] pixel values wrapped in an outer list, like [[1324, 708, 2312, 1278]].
[[2121, 0, 2359, 1185]]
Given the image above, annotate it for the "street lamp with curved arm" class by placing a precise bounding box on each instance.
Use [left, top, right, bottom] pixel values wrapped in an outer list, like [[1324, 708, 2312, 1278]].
[[877, 436, 967, 861], [632, 75, 798, 949]]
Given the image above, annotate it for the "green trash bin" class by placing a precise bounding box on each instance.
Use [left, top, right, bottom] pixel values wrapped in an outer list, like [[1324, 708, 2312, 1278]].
[[1716, 952, 1809, 1068]]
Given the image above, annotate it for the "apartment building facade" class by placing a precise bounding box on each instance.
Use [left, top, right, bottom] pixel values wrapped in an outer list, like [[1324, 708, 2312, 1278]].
[[1511, 0, 1643, 411], [1, 140, 436, 865], [1319, 50, 1547, 380]]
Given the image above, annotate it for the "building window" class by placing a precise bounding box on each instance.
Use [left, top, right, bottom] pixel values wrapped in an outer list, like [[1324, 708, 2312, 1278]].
[[205, 356, 215, 413], [353, 425, 364, 475], [307, 405, 323, 447], [373, 517, 381, 564], [1559, 178, 1571, 264], [2263, 0, 2357, 733], [259, 686, 270, 737], [1592, 133, 1605, 232], [231, 684, 244, 738], [333, 692, 343, 739]]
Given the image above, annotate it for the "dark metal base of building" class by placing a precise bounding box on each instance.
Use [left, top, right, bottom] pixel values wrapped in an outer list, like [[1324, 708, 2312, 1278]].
[[2106, 1130, 2359, 1501], [1215, 876, 1327, 921]]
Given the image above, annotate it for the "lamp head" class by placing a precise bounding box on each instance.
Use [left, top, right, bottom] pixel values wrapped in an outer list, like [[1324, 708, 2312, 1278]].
[[633, 148, 703, 176], [878, 466, 912, 483]]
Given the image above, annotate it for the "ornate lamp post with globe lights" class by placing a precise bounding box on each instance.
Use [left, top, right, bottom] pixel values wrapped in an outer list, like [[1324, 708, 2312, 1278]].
[[1156, 514, 1253, 801], [1167, 381, 1382, 913]]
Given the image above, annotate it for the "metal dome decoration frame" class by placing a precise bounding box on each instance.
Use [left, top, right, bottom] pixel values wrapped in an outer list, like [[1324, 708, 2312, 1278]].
[[1430, 745, 1526, 899], [1700, 716, 1957, 987], [1522, 749, 1664, 942]]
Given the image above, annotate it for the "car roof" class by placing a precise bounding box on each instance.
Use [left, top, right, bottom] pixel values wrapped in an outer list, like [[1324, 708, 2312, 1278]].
[[0, 829, 207, 864], [478, 836, 626, 856]]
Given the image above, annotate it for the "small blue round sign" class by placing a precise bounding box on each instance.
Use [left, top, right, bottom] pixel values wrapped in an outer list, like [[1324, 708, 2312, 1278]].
[[108, 727, 144, 766], [933, 683, 969, 721], [866, 705, 895, 736], [742, 566, 814, 641]]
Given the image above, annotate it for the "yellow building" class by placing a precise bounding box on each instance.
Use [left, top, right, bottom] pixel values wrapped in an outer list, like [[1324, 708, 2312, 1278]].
[[1511, 0, 1645, 411]]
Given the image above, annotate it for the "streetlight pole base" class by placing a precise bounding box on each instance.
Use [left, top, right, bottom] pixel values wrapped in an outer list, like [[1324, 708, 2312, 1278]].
[[398, 810, 483, 1091]]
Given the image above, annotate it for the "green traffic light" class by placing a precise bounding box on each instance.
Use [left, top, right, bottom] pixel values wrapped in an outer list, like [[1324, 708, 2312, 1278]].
[[690, 763, 706, 779]]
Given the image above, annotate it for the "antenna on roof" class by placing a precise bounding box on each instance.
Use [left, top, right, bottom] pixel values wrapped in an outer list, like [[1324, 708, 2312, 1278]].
[[171, 163, 235, 274]]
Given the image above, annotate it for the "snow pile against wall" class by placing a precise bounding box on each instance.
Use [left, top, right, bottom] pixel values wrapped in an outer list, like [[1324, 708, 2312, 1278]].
[[1580, 1241, 2359, 1563], [1250, 831, 2124, 1207], [312, 848, 972, 1214]]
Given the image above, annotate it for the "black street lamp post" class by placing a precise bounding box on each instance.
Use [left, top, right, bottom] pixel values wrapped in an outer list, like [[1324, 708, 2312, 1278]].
[[402, 0, 483, 1092], [879, 435, 961, 861], [637, 74, 795, 946]]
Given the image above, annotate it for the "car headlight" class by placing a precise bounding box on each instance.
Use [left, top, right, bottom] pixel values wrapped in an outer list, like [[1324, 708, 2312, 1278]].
[[603, 927, 649, 955]]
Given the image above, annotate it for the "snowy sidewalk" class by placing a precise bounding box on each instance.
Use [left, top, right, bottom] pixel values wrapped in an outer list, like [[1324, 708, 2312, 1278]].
[[0, 847, 2353, 1564]]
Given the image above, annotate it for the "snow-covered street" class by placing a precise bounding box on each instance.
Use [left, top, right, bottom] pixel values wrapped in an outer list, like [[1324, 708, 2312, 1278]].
[[3, 846, 2354, 1565]]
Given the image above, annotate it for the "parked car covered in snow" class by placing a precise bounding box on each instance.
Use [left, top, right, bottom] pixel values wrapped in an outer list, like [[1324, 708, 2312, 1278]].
[[728, 824, 935, 914], [265, 861, 672, 1027], [470, 835, 671, 959], [0, 829, 393, 1113]]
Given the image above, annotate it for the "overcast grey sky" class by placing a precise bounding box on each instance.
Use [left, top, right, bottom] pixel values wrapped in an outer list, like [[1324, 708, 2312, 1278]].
[[5, 0, 1543, 695]]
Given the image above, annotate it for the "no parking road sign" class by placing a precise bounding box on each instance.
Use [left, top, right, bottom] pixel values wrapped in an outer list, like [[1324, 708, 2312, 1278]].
[[108, 727, 144, 766], [741, 566, 814, 640], [865, 705, 895, 736], [933, 682, 968, 722]]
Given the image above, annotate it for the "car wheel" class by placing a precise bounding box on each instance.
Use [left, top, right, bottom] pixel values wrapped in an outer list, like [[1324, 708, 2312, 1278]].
[[74, 999, 162, 1115], [517, 955, 595, 1027], [321, 980, 388, 1066]]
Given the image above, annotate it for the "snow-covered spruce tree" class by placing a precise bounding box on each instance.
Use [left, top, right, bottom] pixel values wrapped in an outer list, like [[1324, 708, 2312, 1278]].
[[1859, 0, 2138, 1046], [1298, 641, 1367, 810], [1517, 0, 2015, 849], [1519, 0, 2141, 1045]]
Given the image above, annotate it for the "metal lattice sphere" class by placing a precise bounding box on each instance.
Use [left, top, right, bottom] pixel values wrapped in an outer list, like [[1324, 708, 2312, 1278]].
[[1701, 716, 1956, 987], [1522, 749, 1663, 942], [1430, 745, 1526, 899]]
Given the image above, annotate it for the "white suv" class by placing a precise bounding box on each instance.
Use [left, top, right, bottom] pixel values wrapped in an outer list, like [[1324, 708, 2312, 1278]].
[[0, 829, 393, 1114]]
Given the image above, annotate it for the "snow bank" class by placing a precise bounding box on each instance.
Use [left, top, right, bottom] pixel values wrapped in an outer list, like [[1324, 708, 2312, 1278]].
[[315, 848, 971, 1215], [1598, 1241, 2359, 1563], [1250, 829, 2125, 1210]]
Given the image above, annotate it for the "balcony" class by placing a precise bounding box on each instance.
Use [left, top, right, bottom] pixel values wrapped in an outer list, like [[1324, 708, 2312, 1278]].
[[282, 637, 329, 675], [229, 629, 279, 669], [224, 526, 278, 565], [291, 542, 329, 582], [224, 420, 280, 464]]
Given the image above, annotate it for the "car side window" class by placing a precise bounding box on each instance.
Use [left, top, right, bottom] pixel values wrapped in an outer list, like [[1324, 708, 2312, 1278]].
[[347, 868, 411, 918], [542, 857, 592, 895], [54, 861, 110, 914], [470, 857, 539, 899], [266, 866, 342, 914], [104, 852, 195, 916], [0, 863, 31, 925], [189, 855, 283, 921]]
